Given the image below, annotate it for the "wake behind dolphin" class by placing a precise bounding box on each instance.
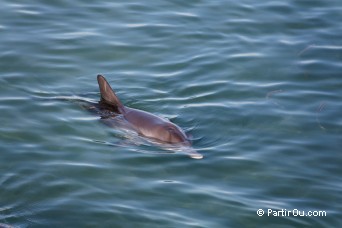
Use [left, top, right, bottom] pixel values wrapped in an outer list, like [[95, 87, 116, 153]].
[[94, 75, 203, 159]]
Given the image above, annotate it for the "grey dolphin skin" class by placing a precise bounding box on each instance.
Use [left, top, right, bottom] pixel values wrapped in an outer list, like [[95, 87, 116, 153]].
[[96, 75, 203, 159]]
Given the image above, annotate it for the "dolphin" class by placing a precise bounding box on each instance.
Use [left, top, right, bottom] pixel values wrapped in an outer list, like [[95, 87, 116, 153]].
[[96, 74, 203, 159]]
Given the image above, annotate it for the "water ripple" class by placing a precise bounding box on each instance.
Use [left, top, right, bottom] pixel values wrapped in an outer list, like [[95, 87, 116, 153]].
[[1, 0, 341, 227]]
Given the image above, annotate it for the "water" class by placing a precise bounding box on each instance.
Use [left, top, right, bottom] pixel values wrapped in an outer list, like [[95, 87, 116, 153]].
[[1, 0, 341, 227]]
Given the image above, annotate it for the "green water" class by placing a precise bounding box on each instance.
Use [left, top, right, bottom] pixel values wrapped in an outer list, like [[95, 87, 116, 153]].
[[1, 0, 341, 227]]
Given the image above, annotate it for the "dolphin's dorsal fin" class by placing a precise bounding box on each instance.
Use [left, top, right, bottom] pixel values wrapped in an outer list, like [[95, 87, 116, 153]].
[[97, 75, 125, 113]]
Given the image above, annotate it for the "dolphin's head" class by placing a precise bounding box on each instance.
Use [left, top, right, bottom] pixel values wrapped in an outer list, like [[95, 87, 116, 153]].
[[157, 123, 190, 144], [156, 124, 203, 159]]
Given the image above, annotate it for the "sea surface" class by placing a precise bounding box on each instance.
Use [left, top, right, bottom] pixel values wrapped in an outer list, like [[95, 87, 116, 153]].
[[1, 0, 341, 227]]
